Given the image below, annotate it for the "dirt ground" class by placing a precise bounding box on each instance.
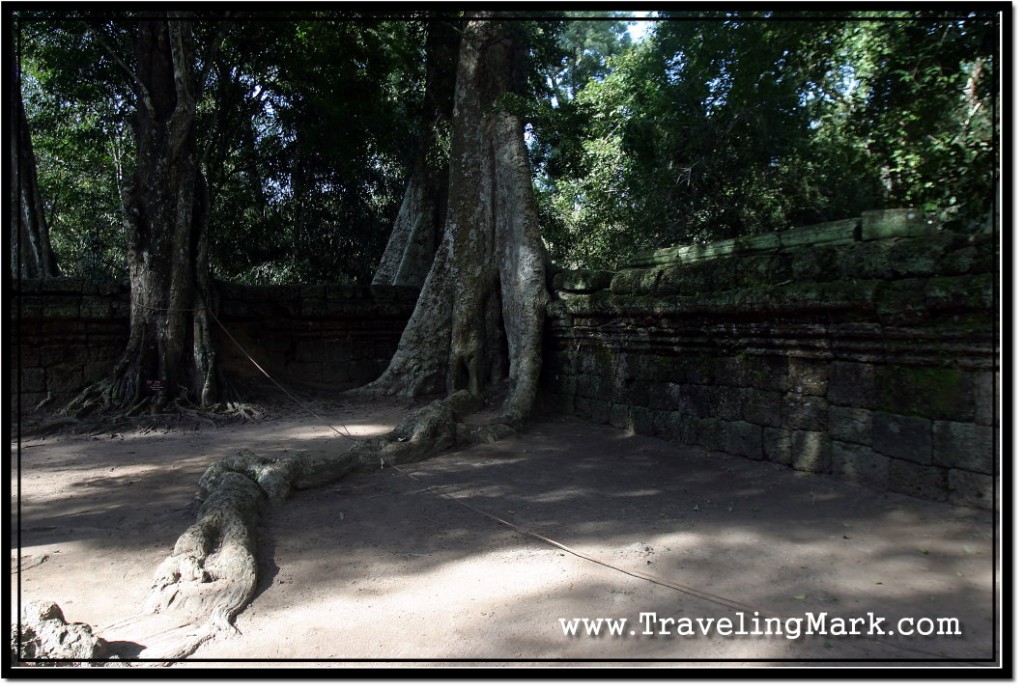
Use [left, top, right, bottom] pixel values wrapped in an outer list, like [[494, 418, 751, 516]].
[[9, 397, 1001, 671]]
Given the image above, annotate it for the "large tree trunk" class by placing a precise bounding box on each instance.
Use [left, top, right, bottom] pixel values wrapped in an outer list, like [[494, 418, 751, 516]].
[[11, 80, 59, 279], [65, 17, 218, 413], [364, 17, 549, 425], [372, 18, 461, 288], [145, 18, 550, 649]]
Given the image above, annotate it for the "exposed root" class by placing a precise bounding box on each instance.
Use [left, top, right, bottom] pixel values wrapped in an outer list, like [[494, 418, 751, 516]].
[[146, 389, 487, 650]]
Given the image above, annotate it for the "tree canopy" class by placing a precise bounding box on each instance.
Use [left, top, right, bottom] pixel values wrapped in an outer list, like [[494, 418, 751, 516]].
[[14, 9, 999, 280]]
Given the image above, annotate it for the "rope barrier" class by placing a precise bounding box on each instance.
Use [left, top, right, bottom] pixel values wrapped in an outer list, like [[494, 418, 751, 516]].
[[126, 294, 958, 660], [203, 306, 356, 441]]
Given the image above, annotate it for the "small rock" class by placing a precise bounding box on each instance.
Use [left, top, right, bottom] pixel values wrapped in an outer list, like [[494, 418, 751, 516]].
[[13, 600, 109, 665]]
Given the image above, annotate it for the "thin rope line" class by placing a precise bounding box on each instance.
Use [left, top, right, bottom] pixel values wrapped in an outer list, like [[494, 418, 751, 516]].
[[203, 306, 356, 440], [125, 295, 970, 660], [385, 462, 956, 660], [388, 461, 782, 617]]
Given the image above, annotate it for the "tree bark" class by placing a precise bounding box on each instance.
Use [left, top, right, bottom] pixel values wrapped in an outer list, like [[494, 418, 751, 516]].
[[372, 18, 461, 288], [147, 16, 549, 649], [363, 17, 549, 425], [64, 16, 219, 413], [11, 80, 59, 279]]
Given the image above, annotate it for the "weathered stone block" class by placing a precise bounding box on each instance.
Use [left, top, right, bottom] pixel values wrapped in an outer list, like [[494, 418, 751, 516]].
[[763, 427, 792, 465], [873, 413, 932, 464], [937, 245, 978, 275], [875, 278, 928, 324], [678, 384, 712, 419], [836, 242, 893, 280], [829, 406, 873, 443], [788, 358, 829, 396], [654, 265, 706, 297], [294, 340, 324, 363], [545, 393, 575, 414], [42, 295, 82, 319], [609, 403, 631, 430], [287, 362, 323, 381], [723, 420, 763, 460], [320, 363, 353, 384], [547, 374, 577, 396], [933, 421, 995, 474], [300, 285, 327, 300], [17, 346, 41, 367], [18, 368, 46, 393], [589, 399, 612, 425], [833, 441, 889, 490], [577, 350, 599, 375], [82, 361, 115, 384], [888, 234, 955, 277], [975, 371, 996, 426], [631, 407, 656, 436], [653, 410, 682, 442], [324, 285, 356, 302], [860, 209, 929, 240], [828, 361, 875, 408], [300, 300, 329, 318], [680, 357, 715, 385], [713, 357, 747, 387], [792, 431, 831, 472], [876, 365, 974, 421], [949, 469, 994, 509], [924, 274, 994, 312], [45, 363, 84, 394], [742, 388, 784, 427], [696, 417, 724, 452], [713, 386, 746, 422], [323, 342, 356, 363], [677, 416, 699, 445], [784, 393, 828, 431], [748, 354, 790, 392], [80, 296, 117, 319], [18, 392, 47, 409], [790, 247, 840, 281], [40, 344, 80, 366], [733, 255, 774, 288], [610, 268, 661, 295], [578, 374, 609, 400], [622, 379, 649, 407], [889, 458, 948, 502], [552, 270, 615, 293], [780, 218, 859, 248], [649, 382, 681, 411]]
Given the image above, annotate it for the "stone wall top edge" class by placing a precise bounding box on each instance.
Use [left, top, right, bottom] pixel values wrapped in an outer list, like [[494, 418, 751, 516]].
[[623, 208, 938, 269]]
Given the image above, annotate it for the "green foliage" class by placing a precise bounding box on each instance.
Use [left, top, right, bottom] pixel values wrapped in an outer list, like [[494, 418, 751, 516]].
[[532, 12, 998, 269], [17, 11, 999, 281], [18, 12, 427, 285], [18, 16, 134, 280], [203, 16, 425, 285]]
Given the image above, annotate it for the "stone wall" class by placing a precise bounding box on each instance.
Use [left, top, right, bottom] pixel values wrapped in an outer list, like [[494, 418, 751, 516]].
[[11, 209, 999, 508], [541, 210, 998, 508], [215, 283, 418, 391], [11, 280, 418, 410], [13, 279, 131, 409]]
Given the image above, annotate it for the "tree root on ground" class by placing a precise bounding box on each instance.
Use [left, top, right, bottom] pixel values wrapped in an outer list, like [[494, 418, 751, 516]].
[[144, 389, 515, 656]]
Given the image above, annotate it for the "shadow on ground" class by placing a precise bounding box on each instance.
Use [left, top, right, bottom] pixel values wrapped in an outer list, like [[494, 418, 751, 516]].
[[10, 401, 998, 667]]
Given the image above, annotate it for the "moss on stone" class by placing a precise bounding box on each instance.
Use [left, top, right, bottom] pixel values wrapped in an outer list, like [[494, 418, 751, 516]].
[[876, 365, 974, 421]]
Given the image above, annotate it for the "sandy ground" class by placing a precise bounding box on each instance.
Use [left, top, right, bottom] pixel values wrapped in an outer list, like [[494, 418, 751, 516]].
[[9, 399, 1000, 671]]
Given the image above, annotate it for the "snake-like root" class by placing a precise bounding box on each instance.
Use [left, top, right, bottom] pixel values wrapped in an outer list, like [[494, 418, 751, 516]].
[[145, 390, 491, 639]]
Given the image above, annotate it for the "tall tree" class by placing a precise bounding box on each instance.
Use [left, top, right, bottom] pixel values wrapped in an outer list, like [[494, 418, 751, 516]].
[[372, 16, 461, 287], [363, 15, 549, 424], [11, 76, 60, 279], [146, 17, 551, 641], [65, 14, 222, 413]]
